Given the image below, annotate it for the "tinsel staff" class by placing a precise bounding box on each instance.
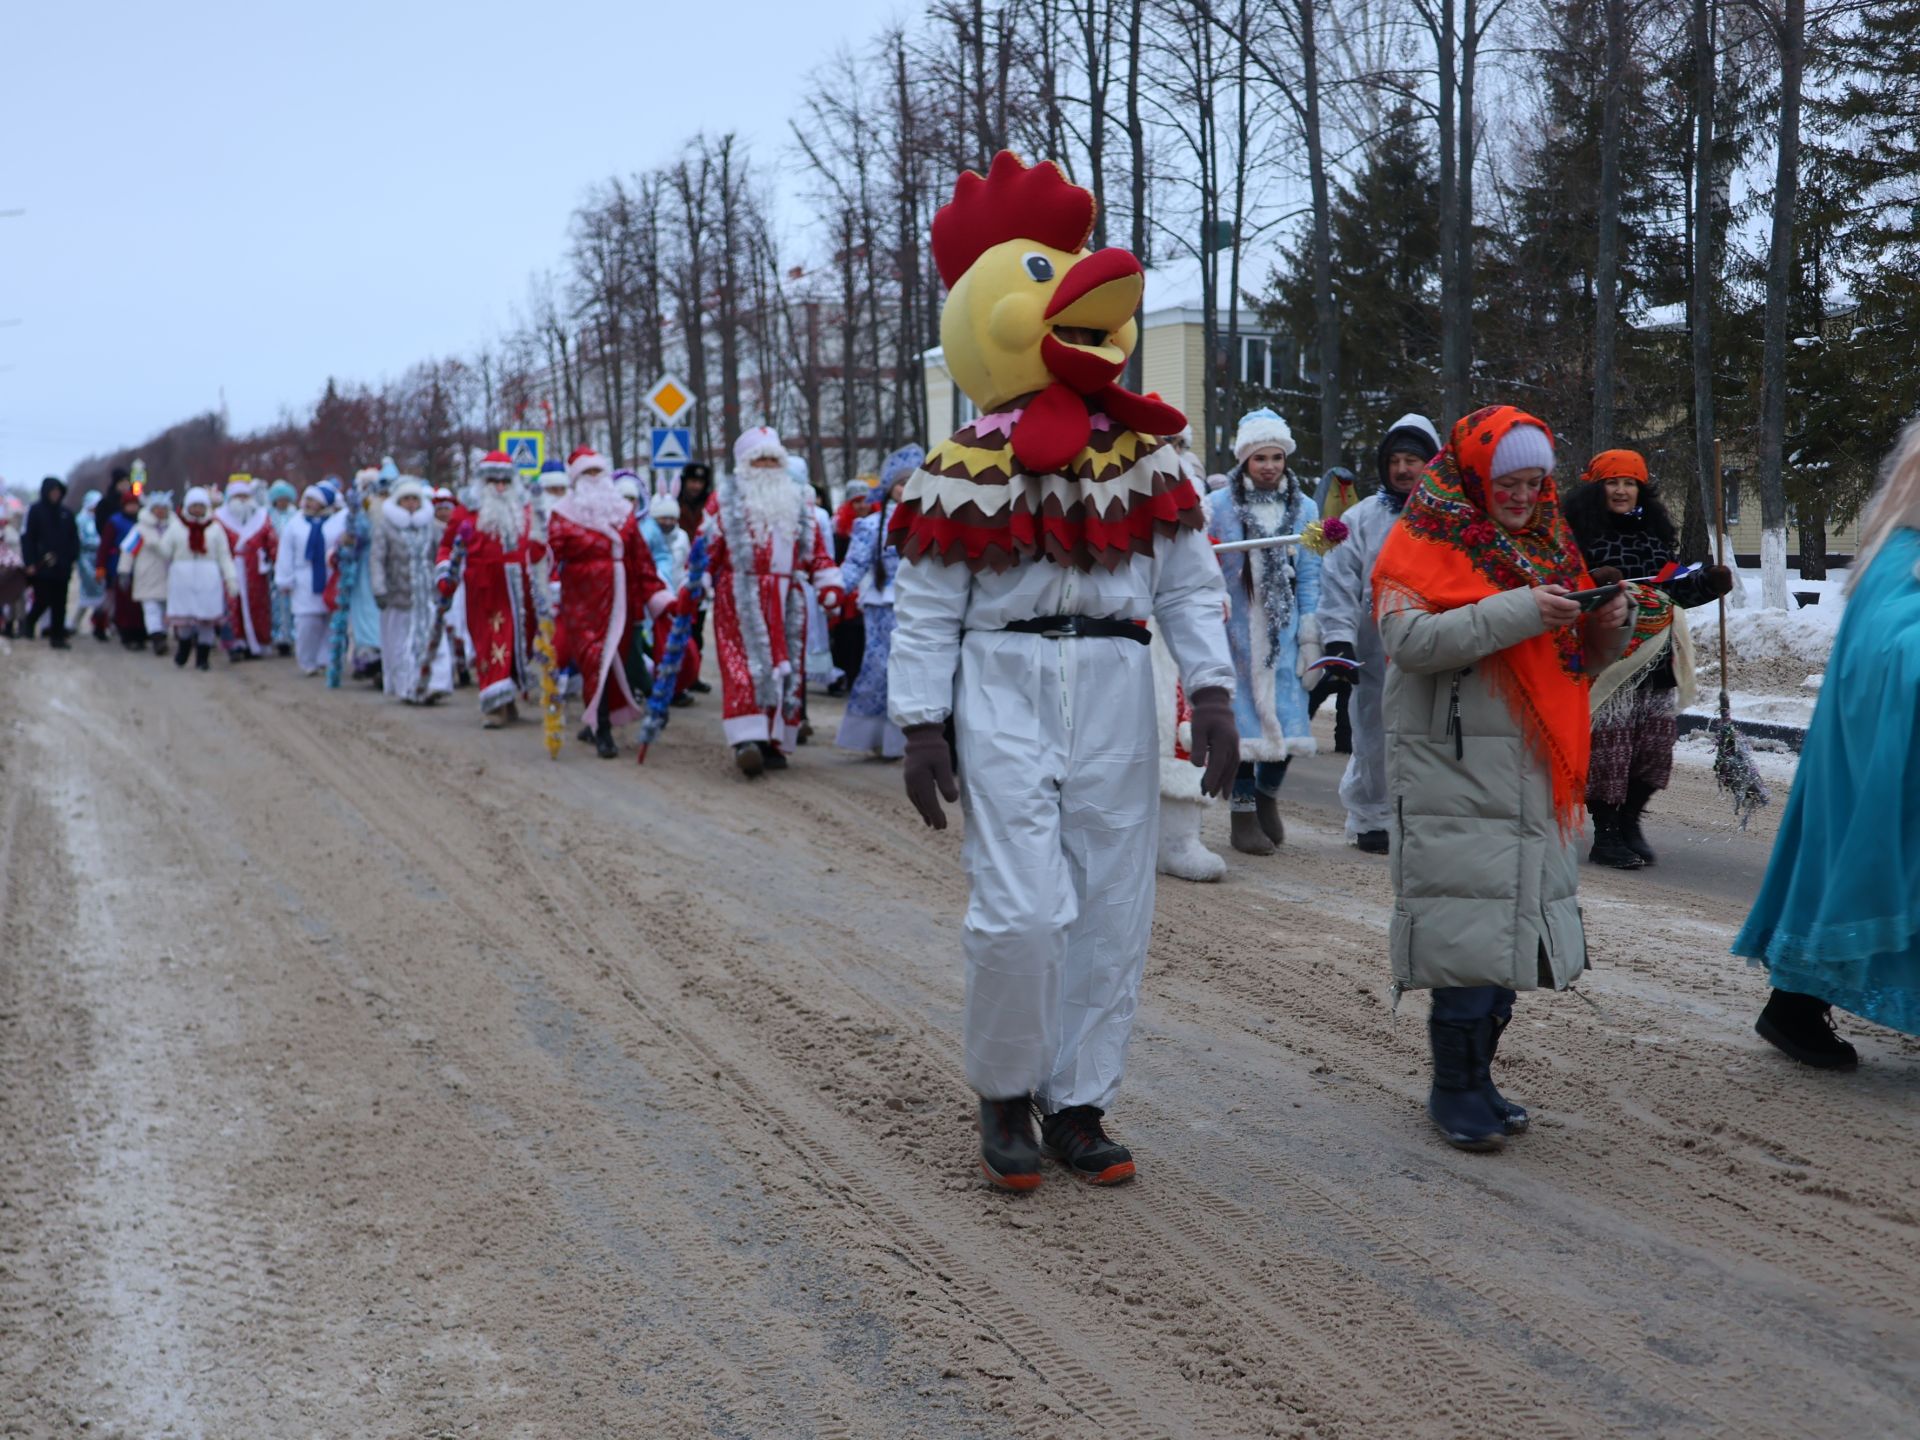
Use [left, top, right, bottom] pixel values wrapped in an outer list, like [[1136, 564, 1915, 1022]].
[[1212, 516, 1350, 556], [414, 535, 466, 703], [1707, 440, 1770, 827], [326, 477, 367, 688], [636, 535, 709, 765], [528, 567, 563, 760]]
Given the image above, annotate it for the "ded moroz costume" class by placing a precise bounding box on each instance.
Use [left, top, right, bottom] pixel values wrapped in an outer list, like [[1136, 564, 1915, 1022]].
[[216, 478, 276, 658], [887, 152, 1237, 1190], [438, 451, 546, 727], [703, 427, 846, 775], [549, 447, 672, 758], [834, 443, 921, 760]]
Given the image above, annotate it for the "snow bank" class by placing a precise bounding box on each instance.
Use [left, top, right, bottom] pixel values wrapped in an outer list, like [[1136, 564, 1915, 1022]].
[[1693, 591, 1844, 697]]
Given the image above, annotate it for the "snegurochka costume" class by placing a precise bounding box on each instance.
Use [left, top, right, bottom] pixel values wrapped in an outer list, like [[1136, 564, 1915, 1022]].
[[887, 152, 1238, 1192]]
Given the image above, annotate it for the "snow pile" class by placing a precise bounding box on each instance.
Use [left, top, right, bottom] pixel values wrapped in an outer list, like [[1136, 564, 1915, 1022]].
[[1693, 597, 1843, 699]]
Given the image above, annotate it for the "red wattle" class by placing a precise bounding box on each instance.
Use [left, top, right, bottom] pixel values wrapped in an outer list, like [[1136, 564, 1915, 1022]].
[[1010, 383, 1094, 473], [1098, 384, 1187, 437]]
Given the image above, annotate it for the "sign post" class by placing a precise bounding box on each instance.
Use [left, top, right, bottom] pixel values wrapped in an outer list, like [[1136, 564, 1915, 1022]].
[[498, 430, 545, 480], [643, 375, 699, 491]]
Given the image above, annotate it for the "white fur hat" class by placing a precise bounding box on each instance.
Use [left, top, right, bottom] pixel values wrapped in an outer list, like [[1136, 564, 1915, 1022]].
[[614, 475, 641, 503], [649, 494, 681, 524], [734, 425, 788, 469], [389, 476, 430, 505], [182, 486, 212, 512], [1233, 408, 1297, 462]]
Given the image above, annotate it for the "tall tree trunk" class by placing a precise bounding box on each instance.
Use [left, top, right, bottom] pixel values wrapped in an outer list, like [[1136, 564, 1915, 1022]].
[[1798, 483, 1827, 581], [1125, 0, 1147, 393], [717, 139, 744, 455], [1434, 0, 1462, 421], [1754, 0, 1803, 610], [1591, 0, 1625, 451], [1299, 0, 1341, 468], [1452, 0, 1479, 420]]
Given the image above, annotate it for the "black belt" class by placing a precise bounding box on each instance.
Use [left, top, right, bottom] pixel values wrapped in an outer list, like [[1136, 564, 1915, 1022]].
[[999, 615, 1150, 645]]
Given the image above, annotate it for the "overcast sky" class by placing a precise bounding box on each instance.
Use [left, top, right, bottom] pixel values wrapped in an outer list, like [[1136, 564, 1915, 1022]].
[[0, 0, 905, 492]]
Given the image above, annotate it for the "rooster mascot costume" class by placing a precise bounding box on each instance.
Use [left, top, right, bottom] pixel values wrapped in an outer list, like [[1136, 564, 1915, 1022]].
[[703, 426, 845, 776], [888, 152, 1239, 1191], [437, 450, 546, 728]]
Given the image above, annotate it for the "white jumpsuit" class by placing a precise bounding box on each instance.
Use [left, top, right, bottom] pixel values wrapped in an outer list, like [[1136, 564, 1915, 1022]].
[[1316, 490, 1399, 839], [889, 526, 1234, 1113]]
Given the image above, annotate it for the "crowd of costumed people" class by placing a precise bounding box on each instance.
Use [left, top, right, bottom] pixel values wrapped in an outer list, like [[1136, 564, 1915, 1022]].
[[5, 148, 1913, 1189]]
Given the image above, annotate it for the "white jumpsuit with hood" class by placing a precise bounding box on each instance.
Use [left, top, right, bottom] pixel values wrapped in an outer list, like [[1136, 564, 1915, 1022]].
[[889, 528, 1234, 1113]]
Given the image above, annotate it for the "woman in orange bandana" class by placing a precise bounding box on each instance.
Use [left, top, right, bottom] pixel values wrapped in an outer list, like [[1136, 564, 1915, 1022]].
[[1373, 406, 1632, 1152]]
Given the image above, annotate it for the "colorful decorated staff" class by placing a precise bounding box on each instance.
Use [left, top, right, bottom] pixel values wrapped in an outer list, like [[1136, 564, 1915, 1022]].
[[527, 558, 563, 760], [1210, 516, 1350, 555], [414, 536, 466, 704], [636, 534, 709, 765], [326, 476, 366, 688]]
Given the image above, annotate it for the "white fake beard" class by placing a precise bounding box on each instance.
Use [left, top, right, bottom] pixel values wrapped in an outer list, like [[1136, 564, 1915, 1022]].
[[533, 490, 562, 520], [739, 469, 799, 556], [477, 486, 525, 546], [225, 499, 256, 525]]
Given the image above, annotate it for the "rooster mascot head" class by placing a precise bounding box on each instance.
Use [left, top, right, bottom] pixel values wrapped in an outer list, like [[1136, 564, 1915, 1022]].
[[895, 151, 1202, 572]]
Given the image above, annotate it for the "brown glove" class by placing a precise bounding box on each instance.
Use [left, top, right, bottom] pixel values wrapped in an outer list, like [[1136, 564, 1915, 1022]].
[[1587, 565, 1624, 588], [1185, 686, 1240, 798], [1705, 564, 1735, 597], [903, 723, 959, 830]]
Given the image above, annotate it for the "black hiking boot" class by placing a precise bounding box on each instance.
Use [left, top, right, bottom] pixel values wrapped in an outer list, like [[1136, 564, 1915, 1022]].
[[979, 1096, 1042, 1192], [1483, 1007, 1529, 1134], [1588, 803, 1645, 869], [1039, 1105, 1136, 1185], [578, 724, 595, 743], [1756, 989, 1859, 1071], [1355, 829, 1389, 855], [733, 741, 765, 778], [594, 723, 618, 759], [1427, 1016, 1506, 1152], [1620, 783, 1658, 865], [174, 635, 193, 667], [195, 642, 212, 671], [759, 742, 789, 771]]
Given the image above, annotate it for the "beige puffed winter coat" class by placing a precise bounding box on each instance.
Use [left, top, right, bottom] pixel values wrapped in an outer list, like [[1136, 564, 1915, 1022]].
[[126, 510, 180, 604], [1381, 587, 1629, 993]]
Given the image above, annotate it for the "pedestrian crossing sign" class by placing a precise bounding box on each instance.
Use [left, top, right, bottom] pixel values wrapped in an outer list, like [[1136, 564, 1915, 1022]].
[[499, 430, 544, 478], [650, 427, 692, 468]]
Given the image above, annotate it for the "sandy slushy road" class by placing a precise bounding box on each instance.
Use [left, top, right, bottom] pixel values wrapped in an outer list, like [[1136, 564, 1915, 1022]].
[[2, 638, 1916, 1439]]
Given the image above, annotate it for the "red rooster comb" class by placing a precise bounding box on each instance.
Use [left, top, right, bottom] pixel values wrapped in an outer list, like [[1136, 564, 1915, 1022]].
[[932, 151, 1096, 288]]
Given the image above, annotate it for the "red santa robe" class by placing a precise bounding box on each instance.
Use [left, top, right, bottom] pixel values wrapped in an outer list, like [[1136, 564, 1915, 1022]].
[[218, 503, 275, 655], [550, 490, 668, 729], [437, 502, 545, 715], [704, 474, 844, 752]]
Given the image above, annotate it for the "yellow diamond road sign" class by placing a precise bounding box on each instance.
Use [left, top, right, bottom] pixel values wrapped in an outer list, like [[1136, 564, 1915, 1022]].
[[646, 375, 695, 423]]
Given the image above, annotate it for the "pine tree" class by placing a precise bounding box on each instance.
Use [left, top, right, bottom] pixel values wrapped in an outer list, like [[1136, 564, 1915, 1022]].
[[1261, 99, 1442, 463]]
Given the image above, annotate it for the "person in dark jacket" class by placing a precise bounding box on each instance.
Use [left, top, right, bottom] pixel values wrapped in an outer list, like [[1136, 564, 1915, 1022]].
[[1564, 449, 1734, 867], [22, 476, 82, 647]]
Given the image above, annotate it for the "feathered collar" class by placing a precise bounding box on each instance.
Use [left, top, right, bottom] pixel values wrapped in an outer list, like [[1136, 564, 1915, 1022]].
[[888, 394, 1203, 573]]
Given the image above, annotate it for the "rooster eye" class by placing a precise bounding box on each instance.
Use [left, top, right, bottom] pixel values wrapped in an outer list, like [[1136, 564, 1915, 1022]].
[[1023, 253, 1055, 282]]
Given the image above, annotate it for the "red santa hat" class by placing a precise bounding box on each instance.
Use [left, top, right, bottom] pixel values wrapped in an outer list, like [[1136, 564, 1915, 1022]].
[[477, 450, 515, 479], [430, 486, 455, 504], [733, 426, 788, 469], [567, 446, 610, 482]]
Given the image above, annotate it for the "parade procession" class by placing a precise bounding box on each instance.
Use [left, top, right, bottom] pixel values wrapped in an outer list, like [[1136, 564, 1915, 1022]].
[[3, 2, 1918, 1435]]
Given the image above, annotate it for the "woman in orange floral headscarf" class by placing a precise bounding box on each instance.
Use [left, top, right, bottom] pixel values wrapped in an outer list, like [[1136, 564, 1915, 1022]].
[[1372, 405, 1632, 1152]]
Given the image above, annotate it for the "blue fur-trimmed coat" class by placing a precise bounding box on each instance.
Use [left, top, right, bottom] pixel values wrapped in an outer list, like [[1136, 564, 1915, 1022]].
[[1204, 476, 1322, 761]]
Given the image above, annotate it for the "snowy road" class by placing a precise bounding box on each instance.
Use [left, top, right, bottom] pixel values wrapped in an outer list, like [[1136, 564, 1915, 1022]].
[[3, 640, 1917, 1439]]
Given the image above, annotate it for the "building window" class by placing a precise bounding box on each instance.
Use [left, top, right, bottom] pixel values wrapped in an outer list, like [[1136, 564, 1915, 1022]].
[[1218, 332, 1299, 391], [1722, 467, 1742, 525]]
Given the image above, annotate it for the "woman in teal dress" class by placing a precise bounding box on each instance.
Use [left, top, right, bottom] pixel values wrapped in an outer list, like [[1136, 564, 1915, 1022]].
[[1734, 424, 1920, 1067]]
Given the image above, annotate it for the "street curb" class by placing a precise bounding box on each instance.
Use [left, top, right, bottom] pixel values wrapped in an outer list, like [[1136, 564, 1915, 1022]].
[[1677, 712, 1808, 752]]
